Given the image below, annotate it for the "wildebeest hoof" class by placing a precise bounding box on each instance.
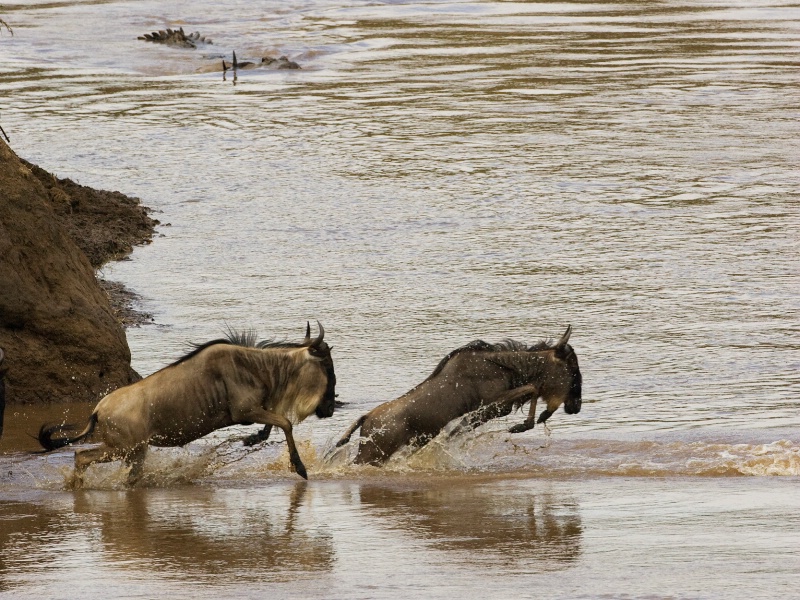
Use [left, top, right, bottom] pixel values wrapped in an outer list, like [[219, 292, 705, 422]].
[[67, 467, 88, 490], [447, 427, 462, 438], [290, 452, 308, 480], [242, 433, 262, 446], [508, 423, 531, 434]]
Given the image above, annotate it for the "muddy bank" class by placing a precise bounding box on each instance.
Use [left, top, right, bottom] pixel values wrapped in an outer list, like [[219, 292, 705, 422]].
[[0, 140, 158, 404], [20, 158, 160, 328]]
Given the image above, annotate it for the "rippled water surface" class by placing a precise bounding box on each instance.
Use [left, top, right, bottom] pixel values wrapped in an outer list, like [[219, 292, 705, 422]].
[[1, 0, 799, 598]]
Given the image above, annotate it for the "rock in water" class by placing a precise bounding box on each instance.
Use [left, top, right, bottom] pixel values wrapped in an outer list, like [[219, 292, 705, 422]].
[[0, 140, 145, 404]]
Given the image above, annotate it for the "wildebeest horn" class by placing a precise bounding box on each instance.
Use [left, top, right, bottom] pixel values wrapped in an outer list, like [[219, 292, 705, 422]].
[[556, 325, 572, 347], [302, 321, 324, 347], [311, 321, 325, 348]]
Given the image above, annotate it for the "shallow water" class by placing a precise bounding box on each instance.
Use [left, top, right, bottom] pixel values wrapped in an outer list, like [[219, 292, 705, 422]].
[[1, 0, 799, 597]]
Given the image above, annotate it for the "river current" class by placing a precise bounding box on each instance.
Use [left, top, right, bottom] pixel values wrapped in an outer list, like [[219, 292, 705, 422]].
[[1, 1, 798, 598]]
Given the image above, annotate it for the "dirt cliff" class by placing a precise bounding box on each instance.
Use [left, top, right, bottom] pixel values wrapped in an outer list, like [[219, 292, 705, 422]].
[[0, 139, 157, 404]]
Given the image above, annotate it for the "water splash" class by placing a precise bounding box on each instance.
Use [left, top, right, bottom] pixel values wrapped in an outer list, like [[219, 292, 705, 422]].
[[2, 432, 797, 493], [316, 426, 800, 478]]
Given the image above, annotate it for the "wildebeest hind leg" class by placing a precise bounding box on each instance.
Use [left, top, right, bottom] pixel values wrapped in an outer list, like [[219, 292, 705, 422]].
[[73, 444, 126, 487], [124, 445, 148, 486], [353, 436, 392, 466]]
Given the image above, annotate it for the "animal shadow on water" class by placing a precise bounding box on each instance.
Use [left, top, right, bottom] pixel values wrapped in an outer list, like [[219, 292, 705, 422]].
[[357, 484, 583, 565], [68, 481, 335, 575], [329, 326, 581, 467], [37, 322, 337, 488]]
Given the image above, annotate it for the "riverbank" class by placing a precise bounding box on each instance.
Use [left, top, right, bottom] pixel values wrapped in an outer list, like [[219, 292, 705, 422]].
[[19, 157, 159, 328], [0, 140, 158, 404]]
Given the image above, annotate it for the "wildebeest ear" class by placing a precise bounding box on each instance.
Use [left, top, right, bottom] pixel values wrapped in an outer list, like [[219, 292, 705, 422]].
[[307, 345, 329, 359]]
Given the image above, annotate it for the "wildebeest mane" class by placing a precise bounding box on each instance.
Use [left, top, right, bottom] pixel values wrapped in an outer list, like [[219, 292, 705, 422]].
[[224, 326, 308, 350], [426, 338, 551, 381], [169, 328, 307, 369]]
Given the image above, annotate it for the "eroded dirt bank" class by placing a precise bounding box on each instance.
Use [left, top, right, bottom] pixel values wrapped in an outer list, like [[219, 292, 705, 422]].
[[0, 140, 158, 404]]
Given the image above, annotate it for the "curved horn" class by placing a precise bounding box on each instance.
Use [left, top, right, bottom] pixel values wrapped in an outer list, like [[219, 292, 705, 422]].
[[556, 325, 572, 348], [310, 321, 325, 348], [303, 322, 311, 345]]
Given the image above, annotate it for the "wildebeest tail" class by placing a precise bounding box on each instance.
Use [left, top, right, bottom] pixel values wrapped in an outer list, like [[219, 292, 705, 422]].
[[335, 414, 368, 448], [38, 412, 98, 451]]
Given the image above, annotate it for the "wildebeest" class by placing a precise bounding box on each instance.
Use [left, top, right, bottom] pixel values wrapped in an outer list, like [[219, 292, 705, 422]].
[[333, 326, 581, 466], [38, 322, 336, 484], [0, 348, 6, 439], [222, 51, 301, 73]]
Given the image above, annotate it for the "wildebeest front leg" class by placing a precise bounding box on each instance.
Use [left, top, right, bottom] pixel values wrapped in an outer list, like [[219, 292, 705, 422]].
[[511, 405, 554, 434], [450, 385, 540, 437], [240, 409, 308, 479], [242, 424, 273, 447], [497, 386, 543, 434], [509, 394, 540, 433], [450, 403, 513, 438]]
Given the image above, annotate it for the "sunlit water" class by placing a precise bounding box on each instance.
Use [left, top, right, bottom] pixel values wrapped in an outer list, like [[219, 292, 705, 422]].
[[1, 0, 799, 597]]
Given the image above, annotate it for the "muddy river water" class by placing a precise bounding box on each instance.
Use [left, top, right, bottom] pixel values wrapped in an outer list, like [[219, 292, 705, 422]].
[[1, 0, 798, 597]]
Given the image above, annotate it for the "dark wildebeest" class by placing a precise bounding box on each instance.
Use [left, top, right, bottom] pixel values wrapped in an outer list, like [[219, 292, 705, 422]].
[[333, 326, 581, 466], [0, 348, 6, 439], [38, 323, 336, 484]]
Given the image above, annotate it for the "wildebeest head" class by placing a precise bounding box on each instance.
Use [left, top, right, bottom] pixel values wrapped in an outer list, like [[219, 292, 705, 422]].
[[541, 325, 582, 418], [302, 322, 337, 419]]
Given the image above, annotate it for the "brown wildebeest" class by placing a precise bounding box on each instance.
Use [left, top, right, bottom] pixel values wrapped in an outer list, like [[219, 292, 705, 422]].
[[333, 325, 581, 466], [38, 322, 336, 484]]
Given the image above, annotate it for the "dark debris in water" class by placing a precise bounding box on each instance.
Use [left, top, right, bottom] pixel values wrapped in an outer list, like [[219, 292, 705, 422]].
[[138, 27, 212, 49], [208, 437, 282, 470]]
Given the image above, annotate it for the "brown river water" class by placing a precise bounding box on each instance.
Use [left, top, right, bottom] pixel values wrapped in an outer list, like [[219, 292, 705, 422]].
[[1, 0, 799, 598]]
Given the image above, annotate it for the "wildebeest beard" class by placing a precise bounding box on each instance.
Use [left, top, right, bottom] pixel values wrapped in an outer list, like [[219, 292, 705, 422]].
[[315, 353, 337, 419], [562, 346, 582, 415]]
